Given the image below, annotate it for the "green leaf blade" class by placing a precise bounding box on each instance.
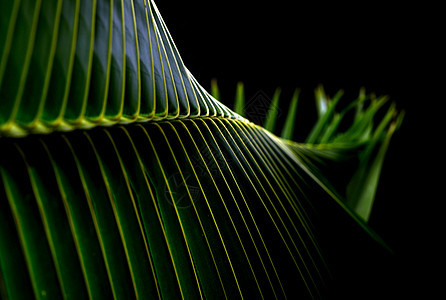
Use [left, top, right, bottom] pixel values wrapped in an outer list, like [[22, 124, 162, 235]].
[[234, 81, 245, 116], [280, 88, 299, 140], [263, 87, 281, 133]]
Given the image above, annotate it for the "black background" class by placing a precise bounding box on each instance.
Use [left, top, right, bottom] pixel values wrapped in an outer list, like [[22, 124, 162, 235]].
[[156, 0, 441, 297]]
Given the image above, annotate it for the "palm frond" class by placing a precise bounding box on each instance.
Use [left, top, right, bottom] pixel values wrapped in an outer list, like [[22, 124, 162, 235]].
[[222, 82, 402, 222], [0, 0, 402, 298]]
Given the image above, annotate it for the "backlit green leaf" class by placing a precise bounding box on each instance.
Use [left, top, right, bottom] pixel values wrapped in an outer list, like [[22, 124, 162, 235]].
[[0, 0, 402, 298]]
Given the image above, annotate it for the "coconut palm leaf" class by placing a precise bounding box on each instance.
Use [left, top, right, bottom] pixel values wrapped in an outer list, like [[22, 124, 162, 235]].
[[0, 0, 402, 298]]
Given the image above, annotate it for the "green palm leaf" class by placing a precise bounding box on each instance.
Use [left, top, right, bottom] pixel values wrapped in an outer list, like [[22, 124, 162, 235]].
[[0, 0, 402, 298]]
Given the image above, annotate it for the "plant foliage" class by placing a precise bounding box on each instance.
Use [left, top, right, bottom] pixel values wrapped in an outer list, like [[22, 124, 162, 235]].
[[0, 0, 402, 298]]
